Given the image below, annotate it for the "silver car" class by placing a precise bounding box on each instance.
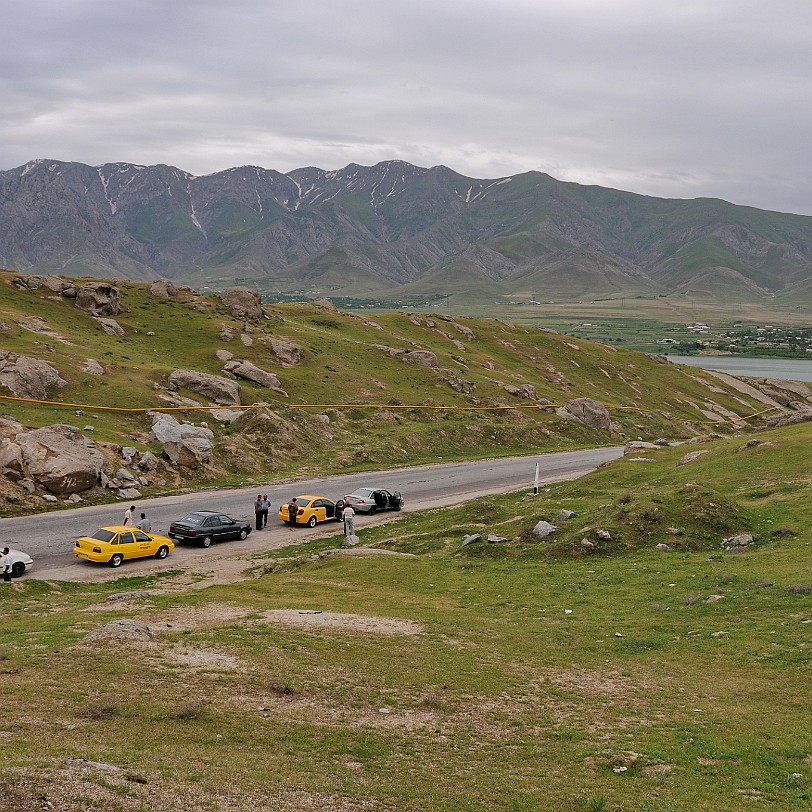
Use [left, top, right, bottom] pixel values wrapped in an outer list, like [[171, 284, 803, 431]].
[[340, 488, 404, 515]]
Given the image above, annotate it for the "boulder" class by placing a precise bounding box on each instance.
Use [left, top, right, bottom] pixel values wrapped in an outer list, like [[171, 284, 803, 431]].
[[95, 318, 125, 336], [215, 349, 234, 362], [487, 534, 509, 543], [268, 338, 305, 366], [501, 382, 538, 400], [532, 520, 557, 538], [149, 279, 177, 298], [162, 437, 213, 469], [676, 450, 709, 467], [722, 533, 753, 548], [0, 351, 67, 399], [149, 412, 215, 444], [136, 450, 160, 471], [222, 360, 285, 393], [555, 509, 576, 522], [561, 398, 614, 431], [14, 424, 104, 495], [82, 358, 105, 376], [447, 373, 474, 394], [168, 369, 241, 405], [580, 538, 596, 550], [220, 287, 263, 320], [404, 350, 439, 368], [75, 282, 121, 316], [461, 533, 482, 546]]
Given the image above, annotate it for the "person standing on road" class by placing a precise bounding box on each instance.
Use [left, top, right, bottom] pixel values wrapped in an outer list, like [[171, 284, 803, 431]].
[[123, 505, 136, 526], [254, 494, 263, 531], [136, 512, 151, 533], [2, 547, 12, 582], [342, 500, 356, 544], [287, 497, 298, 529], [261, 494, 270, 528]]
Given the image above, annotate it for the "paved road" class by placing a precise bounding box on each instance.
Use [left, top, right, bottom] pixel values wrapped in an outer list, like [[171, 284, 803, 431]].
[[1, 447, 623, 579]]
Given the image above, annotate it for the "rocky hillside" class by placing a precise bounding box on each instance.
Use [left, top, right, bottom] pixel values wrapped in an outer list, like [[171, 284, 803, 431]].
[[1, 271, 811, 515], [2, 160, 812, 303]]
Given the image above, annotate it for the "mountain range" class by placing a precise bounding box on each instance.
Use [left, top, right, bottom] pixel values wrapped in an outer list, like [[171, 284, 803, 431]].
[[2, 158, 812, 303]]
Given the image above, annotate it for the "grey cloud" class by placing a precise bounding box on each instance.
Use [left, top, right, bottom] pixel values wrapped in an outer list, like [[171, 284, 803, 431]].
[[2, 0, 812, 213]]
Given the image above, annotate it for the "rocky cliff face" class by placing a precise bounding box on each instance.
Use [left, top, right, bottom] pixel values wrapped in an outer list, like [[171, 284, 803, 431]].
[[3, 158, 812, 302]]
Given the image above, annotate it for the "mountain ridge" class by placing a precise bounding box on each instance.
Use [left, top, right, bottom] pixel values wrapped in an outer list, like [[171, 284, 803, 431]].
[[2, 158, 812, 303]]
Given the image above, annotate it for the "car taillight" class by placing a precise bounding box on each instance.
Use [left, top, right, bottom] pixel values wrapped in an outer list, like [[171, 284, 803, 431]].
[[93, 546, 102, 553], [187, 529, 196, 536], [297, 508, 304, 515]]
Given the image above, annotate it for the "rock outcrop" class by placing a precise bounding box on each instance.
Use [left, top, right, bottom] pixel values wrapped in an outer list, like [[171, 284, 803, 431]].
[[220, 287, 263, 320], [403, 350, 439, 367], [267, 338, 305, 366], [3, 424, 104, 494], [558, 398, 616, 432], [149, 412, 215, 469], [168, 369, 241, 405], [75, 282, 121, 316], [223, 360, 286, 393], [149, 279, 177, 298], [0, 351, 67, 399]]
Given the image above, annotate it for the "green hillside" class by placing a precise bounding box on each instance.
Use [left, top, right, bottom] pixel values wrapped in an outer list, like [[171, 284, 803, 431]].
[[0, 271, 805, 514]]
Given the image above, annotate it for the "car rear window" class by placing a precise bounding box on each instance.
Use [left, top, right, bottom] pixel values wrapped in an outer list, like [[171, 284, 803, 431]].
[[355, 489, 374, 498], [180, 514, 206, 525], [89, 529, 116, 543]]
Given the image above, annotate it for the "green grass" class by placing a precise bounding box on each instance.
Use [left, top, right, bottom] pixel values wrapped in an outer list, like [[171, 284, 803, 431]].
[[1, 425, 810, 809]]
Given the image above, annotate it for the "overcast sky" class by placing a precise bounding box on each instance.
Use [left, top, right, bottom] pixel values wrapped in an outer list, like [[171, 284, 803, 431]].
[[3, 1, 811, 214]]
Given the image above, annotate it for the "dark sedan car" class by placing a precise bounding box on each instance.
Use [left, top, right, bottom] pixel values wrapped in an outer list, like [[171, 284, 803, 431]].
[[339, 488, 404, 515], [168, 511, 251, 547]]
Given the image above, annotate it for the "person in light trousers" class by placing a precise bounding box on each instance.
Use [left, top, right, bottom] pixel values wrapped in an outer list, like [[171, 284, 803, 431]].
[[342, 500, 355, 543]]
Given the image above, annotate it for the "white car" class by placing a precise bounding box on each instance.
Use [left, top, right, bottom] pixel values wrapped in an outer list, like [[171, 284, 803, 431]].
[[5, 548, 33, 578]]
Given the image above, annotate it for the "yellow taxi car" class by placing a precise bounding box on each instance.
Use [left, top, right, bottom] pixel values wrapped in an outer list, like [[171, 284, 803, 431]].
[[73, 525, 175, 568], [278, 495, 341, 528]]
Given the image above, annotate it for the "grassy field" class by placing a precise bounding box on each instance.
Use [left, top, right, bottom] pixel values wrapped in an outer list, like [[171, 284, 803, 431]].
[[2, 425, 809, 810]]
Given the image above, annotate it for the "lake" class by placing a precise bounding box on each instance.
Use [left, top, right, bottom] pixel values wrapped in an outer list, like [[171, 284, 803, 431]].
[[667, 355, 812, 382]]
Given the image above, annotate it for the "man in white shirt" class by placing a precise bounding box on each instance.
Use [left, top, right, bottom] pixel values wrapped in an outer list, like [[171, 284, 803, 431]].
[[123, 505, 136, 526], [2, 547, 13, 581]]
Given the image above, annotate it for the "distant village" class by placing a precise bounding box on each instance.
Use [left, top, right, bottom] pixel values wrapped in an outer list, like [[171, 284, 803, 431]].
[[659, 323, 812, 356]]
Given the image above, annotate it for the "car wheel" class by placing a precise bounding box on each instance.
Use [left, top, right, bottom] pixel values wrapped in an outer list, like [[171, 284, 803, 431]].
[[307, 515, 317, 528], [201, 536, 212, 548], [368, 506, 377, 515], [110, 553, 123, 568], [394, 504, 402, 511], [155, 545, 169, 560], [239, 528, 248, 540], [11, 561, 25, 578]]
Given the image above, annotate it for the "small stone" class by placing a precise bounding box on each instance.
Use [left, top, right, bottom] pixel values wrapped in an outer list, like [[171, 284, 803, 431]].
[[655, 543, 672, 552], [487, 534, 508, 544], [42, 494, 58, 502], [580, 539, 595, 550], [555, 509, 576, 522], [596, 529, 611, 540], [531, 520, 557, 538], [461, 534, 481, 546]]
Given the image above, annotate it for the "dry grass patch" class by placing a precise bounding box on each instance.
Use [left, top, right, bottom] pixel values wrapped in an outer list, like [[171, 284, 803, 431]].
[[259, 609, 425, 636]]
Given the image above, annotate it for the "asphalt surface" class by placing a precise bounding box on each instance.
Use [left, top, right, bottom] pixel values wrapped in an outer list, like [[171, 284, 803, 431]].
[[1, 446, 623, 580]]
